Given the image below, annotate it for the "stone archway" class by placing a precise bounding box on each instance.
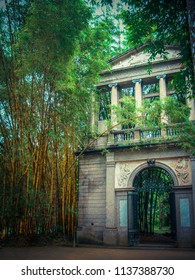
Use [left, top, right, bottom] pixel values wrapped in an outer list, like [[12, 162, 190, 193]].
[[127, 161, 179, 188], [127, 163, 177, 245]]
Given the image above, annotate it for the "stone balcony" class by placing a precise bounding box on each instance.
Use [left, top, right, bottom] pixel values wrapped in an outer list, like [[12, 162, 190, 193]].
[[94, 123, 180, 149], [112, 126, 179, 144]]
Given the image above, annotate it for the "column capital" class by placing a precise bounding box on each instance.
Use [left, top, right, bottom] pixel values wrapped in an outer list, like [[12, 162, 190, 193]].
[[106, 152, 115, 163], [156, 74, 166, 79], [108, 83, 118, 88], [132, 78, 142, 84]]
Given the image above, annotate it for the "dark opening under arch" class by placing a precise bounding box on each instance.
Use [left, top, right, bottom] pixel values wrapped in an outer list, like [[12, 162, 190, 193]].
[[129, 167, 176, 244]]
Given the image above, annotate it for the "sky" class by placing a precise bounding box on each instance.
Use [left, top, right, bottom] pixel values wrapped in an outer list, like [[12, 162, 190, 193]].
[[94, 0, 126, 15]]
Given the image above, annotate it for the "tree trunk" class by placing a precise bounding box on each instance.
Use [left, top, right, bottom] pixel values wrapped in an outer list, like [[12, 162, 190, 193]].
[[186, 0, 195, 81]]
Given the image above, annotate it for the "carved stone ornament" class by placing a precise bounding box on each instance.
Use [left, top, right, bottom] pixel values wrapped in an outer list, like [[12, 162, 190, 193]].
[[117, 163, 131, 188], [175, 158, 190, 185]]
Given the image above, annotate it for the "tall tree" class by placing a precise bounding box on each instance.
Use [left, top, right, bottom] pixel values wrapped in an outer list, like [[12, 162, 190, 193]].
[[93, 0, 194, 95], [186, 0, 195, 81], [0, 0, 114, 240]]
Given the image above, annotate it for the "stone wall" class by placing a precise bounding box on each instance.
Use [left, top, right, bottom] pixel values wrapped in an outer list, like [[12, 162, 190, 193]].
[[77, 45, 195, 247], [77, 144, 194, 247], [77, 153, 106, 244]]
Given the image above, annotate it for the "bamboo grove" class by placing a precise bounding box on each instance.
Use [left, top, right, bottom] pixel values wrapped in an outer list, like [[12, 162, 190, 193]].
[[133, 168, 174, 235], [0, 0, 113, 240]]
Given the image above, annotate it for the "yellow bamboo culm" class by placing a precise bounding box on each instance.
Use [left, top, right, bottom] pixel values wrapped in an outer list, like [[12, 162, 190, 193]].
[[1, 68, 82, 242], [61, 136, 68, 234]]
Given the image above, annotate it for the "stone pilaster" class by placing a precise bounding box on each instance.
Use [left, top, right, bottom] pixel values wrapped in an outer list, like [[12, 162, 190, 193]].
[[103, 152, 118, 244], [190, 156, 195, 246]]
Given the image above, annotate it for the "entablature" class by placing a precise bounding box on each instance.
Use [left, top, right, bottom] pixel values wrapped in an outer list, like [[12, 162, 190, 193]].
[[99, 59, 182, 87]]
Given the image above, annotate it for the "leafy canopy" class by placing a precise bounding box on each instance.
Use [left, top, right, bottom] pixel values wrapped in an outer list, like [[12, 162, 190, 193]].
[[90, 0, 194, 96], [0, 0, 121, 238]]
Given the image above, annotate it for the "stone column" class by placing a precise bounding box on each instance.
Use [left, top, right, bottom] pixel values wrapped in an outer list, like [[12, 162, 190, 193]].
[[187, 98, 195, 121], [157, 74, 168, 127], [132, 79, 142, 135], [157, 74, 167, 100], [190, 156, 195, 246], [109, 83, 120, 129], [103, 152, 118, 244], [132, 79, 142, 108]]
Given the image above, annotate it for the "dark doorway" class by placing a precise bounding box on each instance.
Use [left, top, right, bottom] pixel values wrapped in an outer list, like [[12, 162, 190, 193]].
[[128, 167, 176, 245]]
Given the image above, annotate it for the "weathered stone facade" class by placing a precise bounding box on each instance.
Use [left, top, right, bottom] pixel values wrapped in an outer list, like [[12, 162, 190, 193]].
[[77, 46, 195, 247]]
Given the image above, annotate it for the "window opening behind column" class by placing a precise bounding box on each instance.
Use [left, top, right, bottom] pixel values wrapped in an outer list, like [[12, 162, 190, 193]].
[[98, 87, 111, 121], [120, 86, 135, 98], [166, 75, 186, 105], [143, 82, 159, 95], [119, 85, 136, 129], [142, 81, 160, 105]]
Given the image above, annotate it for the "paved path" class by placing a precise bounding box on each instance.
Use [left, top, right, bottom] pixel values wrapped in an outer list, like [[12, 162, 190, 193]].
[[1, 245, 195, 260]]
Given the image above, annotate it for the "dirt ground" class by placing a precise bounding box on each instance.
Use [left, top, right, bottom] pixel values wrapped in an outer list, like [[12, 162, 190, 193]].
[[1, 245, 195, 260]]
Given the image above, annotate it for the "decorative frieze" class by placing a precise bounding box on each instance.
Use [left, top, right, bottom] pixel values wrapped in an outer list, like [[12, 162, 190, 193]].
[[175, 158, 191, 185], [116, 163, 131, 188]]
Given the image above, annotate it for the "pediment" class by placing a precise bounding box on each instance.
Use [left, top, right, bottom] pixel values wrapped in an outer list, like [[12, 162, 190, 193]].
[[109, 46, 180, 71]]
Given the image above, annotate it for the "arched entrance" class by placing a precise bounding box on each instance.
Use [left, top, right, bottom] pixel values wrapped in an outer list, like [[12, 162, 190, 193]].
[[128, 166, 176, 245]]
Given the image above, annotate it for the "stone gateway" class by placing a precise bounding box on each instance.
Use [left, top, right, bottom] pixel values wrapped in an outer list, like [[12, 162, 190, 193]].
[[77, 46, 195, 247]]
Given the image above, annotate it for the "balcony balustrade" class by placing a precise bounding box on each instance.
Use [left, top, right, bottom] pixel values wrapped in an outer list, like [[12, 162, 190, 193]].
[[111, 125, 180, 145], [114, 130, 135, 143]]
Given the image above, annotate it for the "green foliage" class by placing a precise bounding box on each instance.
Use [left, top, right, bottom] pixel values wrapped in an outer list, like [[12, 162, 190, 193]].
[[87, 0, 113, 7], [0, 0, 118, 239], [122, 0, 189, 47], [169, 71, 192, 103], [98, 87, 111, 121], [179, 119, 195, 155], [163, 97, 190, 123], [138, 99, 162, 128], [96, 0, 194, 96], [111, 95, 136, 127], [87, 0, 129, 56], [113, 96, 162, 129], [112, 94, 195, 154], [18, 0, 91, 74], [134, 167, 173, 234]]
